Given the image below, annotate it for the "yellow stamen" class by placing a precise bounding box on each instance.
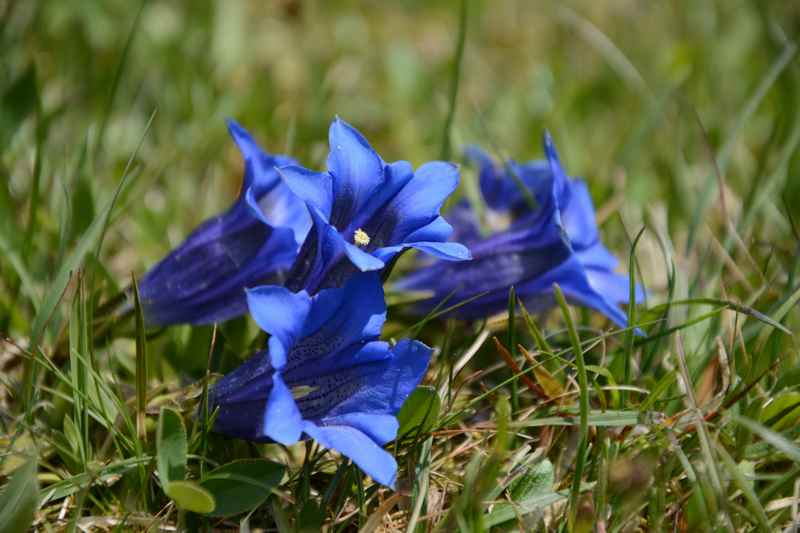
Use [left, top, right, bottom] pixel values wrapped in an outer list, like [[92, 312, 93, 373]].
[[354, 228, 370, 247], [291, 385, 318, 399]]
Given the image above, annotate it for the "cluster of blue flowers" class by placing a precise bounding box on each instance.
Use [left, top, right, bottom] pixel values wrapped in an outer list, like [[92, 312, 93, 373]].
[[139, 117, 641, 488]]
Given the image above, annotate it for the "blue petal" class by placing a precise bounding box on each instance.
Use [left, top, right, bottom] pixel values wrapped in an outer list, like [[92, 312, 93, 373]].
[[372, 215, 473, 263], [247, 183, 311, 248], [404, 216, 455, 243], [140, 213, 298, 326], [576, 241, 619, 271], [446, 201, 483, 244], [210, 396, 267, 441], [284, 207, 349, 293], [465, 145, 509, 211], [226, 119, 295, 191], [345, 160, 415, 234], [140, 121, 304, 326], [407, 241, 472, 261], [515, 255, 631, 329], [327, 118, 385, 225], [244, 186, 270, 225], [324, 339, 432, 417], [584, 267, 646, 305], [262, 371, 303, 444], [280, 274, 387, 380], [543, 132, 570, 207], [300, 272, 386, 346], [246, 285, 312, 367], [286, 338, 429, 427], [396, 215, 568, 306], [403, 216, 472, 260], [561, 179, 599, 250], [374, 241, 472, 264], [511, 160, 554, 211], [302, 422, 398, 488], [344, 242, 386, 271], [321, 413, 398, 446], [243, 184, 310, 246], [383, 161, 460, 241], [208, 350, 273, 441], [277, 165, 333, 221], [398, 133, 643, 334], [209, 349, 274, 405], [466, 146, 551, 214]]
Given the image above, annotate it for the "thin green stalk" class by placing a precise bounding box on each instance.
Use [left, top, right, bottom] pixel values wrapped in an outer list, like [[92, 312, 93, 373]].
[[440, 0, 468, 161], [553, 283, 589, 532], [622, 226, 646, 407], [507, 286, 518, 413], [130, 274, 147, 445]]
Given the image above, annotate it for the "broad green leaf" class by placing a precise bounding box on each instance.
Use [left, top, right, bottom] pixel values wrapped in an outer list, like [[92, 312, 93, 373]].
[[397, 386, 441, 437], [200, 459, 285, 518], [509, 459, 555, 502], [157, 407, 187, 484], [165, 480, 215, 514], [0, 458, 39, 533]]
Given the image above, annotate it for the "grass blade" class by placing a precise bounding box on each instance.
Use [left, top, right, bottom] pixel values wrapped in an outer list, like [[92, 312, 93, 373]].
[[439, 0, 468, 161], [130, 273, 148, 443], [552, 283, 589, 531]]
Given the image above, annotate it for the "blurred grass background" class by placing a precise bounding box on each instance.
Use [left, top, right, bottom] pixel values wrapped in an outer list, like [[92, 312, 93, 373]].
[[3, 0, 799, 282], [2, 0, 800, 530]]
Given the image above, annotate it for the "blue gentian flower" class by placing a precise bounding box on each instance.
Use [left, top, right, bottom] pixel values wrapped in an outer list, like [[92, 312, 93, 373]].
[[138, 120, 310, 326], [209, 272, 431, 487], [397, 133, 644, 330], [276, 118, 471, 293]]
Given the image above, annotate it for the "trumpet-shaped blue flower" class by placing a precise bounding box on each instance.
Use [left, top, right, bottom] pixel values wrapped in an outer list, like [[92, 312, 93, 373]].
[[138, 120, 310, 326], [277, 118, 471, 293], [397, 133, 644, 330], [208, 273, 431, 488]]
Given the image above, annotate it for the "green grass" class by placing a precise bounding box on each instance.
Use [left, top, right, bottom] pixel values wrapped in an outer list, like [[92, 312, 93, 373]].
[[2, 0, 800, 531]]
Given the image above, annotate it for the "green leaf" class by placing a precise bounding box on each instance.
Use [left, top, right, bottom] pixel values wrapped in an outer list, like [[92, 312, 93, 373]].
[[509, 459, 555, 502], [511, 410, 640, 428], [40, 455, 152, 504], [164, 480, 215, 514], [296, 499, 324, 533], [157, 407, 187, 485], [733, 416, 800, 463], [484, 491, 568, 528], [0, 458, 39, 533], [552, 283, 589, 533], [397, 386, 441, 437], [0, 65, 38, 150], [69, 175, 95, 241], [761, 392, 800, 431], [200, 459, 285, 518]]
